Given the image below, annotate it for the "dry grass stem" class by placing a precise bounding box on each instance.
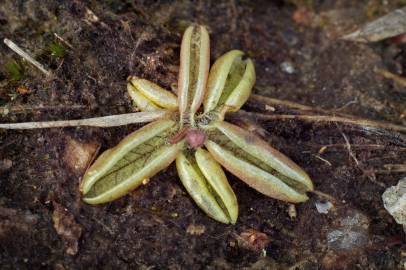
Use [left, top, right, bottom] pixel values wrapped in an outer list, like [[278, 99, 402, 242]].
[[0, 111, 169, 129], [3, 38, 51, 76], [0, 104, 87, 115]]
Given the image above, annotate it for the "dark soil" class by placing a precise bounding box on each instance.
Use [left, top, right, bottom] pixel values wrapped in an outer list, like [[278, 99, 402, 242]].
[[0, 1, 406, 269]]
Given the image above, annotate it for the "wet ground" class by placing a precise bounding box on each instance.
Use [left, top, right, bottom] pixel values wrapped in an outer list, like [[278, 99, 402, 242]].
[[0, 1, 405, 269]]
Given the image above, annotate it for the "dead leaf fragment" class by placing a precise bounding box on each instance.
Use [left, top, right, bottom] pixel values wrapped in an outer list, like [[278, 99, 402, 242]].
[[186, 224, 206, 235], [16, 85, 31, 95], [342, 7, 406, 42], [292, 8, 316, 27], [52, 202, 82, 255], [237, 229, 270, 252], [0, 207, 38, 237], [63, 137, 99, 174]]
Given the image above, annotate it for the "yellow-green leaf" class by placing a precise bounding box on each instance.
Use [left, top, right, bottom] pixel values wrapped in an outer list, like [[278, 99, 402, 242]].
[[127, 83, 161, 112], [195, 148, 238, 223], [204, 50, 255, 118], [176, 149, 237, 224], [178, 25, 210, 123], [128, 77, 178, 111], [205, 121, 313, 203], [81, 119, 182, 204]]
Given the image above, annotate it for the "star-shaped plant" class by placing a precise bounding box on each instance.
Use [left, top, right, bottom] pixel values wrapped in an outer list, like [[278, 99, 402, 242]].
[[80, 25, 314, 224]]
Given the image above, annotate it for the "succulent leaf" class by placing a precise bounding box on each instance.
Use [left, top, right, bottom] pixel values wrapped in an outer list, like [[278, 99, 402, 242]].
[[204, 50, 255, 118], [205, 121, 313, 203], [128, 77, 178, 111], [81, 120, 182, 204], [176, 149, 238, 224], [127, 83, 160, 112], [178, 25, 210, 123], [195, 148, 238, 223]]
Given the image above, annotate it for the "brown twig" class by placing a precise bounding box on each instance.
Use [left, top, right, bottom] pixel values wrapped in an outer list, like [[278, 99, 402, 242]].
[[249, 94, 315, 111], [382, 164, 406, 173], [249, 94, 362, 119], [336, 124, 359, 166], [334, 123, 386, 186], [229, 110, 406, 133], [377, 69, 406, 89], [312, 154, 332, 166], [311, 190, 338, 203], [313, 143, 406, 151], [53, 33, 74, 49]]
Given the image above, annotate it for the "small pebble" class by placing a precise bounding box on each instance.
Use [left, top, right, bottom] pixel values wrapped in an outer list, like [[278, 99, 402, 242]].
[[382, 177, 406, 229], [0, 159, 12, 171], [287, 204, 297, 219], [280, 61, 295, 74], [315, 201, 334, 214]]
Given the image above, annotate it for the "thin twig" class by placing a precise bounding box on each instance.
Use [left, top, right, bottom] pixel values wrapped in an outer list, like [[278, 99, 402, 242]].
[[249, 94, 315, 111], [313, 143, 406, 151], [250, 94, 366, 118], [311, 190, 338, 203], [229, 111, 406, 133], [313, 154, 332, 166], [336, 124, 359, 166], [3, 38, 51, 76], [377, 69, 406, 89], [382, 164, 406, 173], [0, 111, 169, 129], [53, 33, 74, 49]]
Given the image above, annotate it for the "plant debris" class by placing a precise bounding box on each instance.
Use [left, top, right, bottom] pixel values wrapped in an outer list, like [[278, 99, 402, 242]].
[[382, 177, 406, 230], [52, 202, 82, 256], [236, 229, 270, 253], [342, 6, 406, 42], [63, 136, 99, 173]]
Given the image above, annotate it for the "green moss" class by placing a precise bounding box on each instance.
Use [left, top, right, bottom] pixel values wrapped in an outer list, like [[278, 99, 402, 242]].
[[4, 61, 23, 81], [48, 42, 66, 58]]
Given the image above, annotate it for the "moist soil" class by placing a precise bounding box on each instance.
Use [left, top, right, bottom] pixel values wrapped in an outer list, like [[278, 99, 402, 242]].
[[0, 1, 406, 269]]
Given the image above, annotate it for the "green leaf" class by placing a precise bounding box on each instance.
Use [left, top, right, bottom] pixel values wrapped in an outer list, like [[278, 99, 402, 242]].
[[176, 148, 238, 224], [204, 50, 255, 117], [81, 119, 182, 204], [206, 121, 313, 203], [178, 25, 210, 124], [128, 77, 178, 111]]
